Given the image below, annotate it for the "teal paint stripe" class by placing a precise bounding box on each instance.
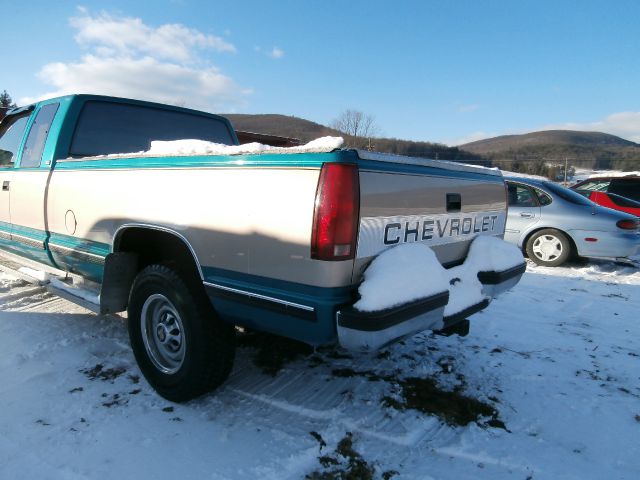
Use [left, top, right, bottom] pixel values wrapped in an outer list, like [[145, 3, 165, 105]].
[[0, 220, 109, 261], [11, 223, 47, 241], [48, 232, 110, 257], [201, 266, 354, 305], [53, 150, 354, 171]]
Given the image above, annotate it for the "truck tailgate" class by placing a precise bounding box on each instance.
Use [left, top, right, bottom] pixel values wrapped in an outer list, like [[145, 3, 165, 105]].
[[353, 150, 507, 281]]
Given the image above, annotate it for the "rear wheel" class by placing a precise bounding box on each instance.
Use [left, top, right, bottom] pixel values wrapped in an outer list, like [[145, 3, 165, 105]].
[[525, 229, 571, 267], [127, 264, 235, 402]]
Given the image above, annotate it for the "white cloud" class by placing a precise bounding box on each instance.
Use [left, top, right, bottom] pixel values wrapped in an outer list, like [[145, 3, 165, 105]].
[[23, 55, 249, 111], [254, 46, 285, 59], [542, 112, 640, 144], [22, 9, 249, 111], [70, 10, 236, 63], [268, 47, 285, 59]]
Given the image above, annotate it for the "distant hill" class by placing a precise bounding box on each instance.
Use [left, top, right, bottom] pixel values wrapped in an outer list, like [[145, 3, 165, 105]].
[[223, 114, 338, 143], [462, 130, 637, 154], [461, 130, 640, 170], [221, 115, 640, 173], [223, 113, 487, 164]]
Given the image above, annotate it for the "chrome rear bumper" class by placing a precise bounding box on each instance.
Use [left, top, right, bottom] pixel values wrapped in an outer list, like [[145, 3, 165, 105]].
[[337, 262, 526, 351]]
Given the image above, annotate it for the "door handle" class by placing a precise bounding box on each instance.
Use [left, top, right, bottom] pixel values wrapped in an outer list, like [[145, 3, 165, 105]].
[[2, 181, 9, 191], [520, 212, 533, 218]]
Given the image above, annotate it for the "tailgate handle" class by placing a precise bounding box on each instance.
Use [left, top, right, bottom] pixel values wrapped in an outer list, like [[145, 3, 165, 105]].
[[446, 193, 461, 212]]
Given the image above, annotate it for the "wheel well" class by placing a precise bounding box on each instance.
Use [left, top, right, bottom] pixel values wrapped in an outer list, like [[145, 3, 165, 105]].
[[521, 227, 578, 257], [114, 227, 202, 281], [98, 227, 204, 314]]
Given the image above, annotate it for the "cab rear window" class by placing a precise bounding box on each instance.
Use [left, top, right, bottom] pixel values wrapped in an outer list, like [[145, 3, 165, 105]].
[[69, 101, 235, 158]]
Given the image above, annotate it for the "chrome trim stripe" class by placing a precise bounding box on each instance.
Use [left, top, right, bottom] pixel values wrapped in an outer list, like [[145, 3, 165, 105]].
[[9, 232, 45, 248], [48, 242, 106, 260], [203, 281, 315, 312], [112, 223, 204, 280]]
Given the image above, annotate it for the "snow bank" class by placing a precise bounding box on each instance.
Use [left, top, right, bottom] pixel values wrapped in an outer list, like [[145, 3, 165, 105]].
[[17, 267, 49, 282], [587, 170, 640, 179], [50, 277, 100, 304], [354, 235, 524, 316], [572, 168, 640, 183]]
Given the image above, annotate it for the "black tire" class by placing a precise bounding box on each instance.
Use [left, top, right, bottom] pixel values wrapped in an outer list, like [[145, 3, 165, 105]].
[[525, 229, 571, 267], [127, 264, 235, 402]]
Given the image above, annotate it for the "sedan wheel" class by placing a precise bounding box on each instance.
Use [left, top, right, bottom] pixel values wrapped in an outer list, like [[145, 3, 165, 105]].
[[526, 229, 571, 267]]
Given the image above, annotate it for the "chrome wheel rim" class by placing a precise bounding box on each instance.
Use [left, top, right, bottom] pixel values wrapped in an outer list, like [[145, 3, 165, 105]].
[[141, 294, 186, 374], [532, 235, 563, 263]]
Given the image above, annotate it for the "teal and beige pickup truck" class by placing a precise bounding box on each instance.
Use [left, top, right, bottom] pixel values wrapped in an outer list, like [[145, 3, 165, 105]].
[[0, 95, 525, 401]]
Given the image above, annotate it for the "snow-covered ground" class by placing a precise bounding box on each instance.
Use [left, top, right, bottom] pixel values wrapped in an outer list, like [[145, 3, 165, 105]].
[[1, 259, 639, 479]]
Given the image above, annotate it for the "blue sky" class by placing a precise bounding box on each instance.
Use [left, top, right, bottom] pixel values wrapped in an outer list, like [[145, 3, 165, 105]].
[[4, 0, 640, 144]]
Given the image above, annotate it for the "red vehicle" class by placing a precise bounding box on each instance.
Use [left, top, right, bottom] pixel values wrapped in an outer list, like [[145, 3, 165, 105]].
[[571, 175, 640, 216], [583, 191, 640, 216]]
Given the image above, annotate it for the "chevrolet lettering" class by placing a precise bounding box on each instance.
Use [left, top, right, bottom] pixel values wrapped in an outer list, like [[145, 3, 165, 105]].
[[382, 213, 501, 245]]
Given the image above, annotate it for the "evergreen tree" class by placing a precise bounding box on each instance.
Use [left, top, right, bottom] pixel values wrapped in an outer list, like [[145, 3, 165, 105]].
[[0, 90, 16, 109]]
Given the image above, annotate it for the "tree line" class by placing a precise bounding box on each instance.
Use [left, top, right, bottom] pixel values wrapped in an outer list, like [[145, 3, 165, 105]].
[[332, 109, 639, 175], [331, 109, 489, 165]]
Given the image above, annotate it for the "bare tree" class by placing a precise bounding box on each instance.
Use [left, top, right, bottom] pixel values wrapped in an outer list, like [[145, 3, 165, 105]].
[[331, 109, 379, 145]]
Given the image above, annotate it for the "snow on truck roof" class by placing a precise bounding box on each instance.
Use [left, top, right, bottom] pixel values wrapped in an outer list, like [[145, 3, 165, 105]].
[[64, 137, 345, 160], [147, 137, 344, 155], [65, 137, 502, 175]]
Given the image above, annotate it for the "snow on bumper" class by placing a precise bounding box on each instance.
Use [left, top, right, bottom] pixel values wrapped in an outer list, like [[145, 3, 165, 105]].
[[337, 236, 526, 352], [337, 263, 526, 351], [337, 262, 526, 351]]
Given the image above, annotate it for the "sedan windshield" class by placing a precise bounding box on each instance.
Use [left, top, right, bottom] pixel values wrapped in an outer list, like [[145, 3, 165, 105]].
[[542, 182, 594, 206]]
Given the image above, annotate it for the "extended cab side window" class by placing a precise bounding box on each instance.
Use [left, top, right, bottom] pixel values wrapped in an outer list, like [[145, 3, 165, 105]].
[[0, 114, 31, 167], [69, 101, 235, 157], [20, 103, 60, 168]]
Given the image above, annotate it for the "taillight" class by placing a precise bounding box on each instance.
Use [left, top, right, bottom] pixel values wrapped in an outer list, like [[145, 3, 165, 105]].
[[311, 163, 360, 260], [617, 219, 639, 230]]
